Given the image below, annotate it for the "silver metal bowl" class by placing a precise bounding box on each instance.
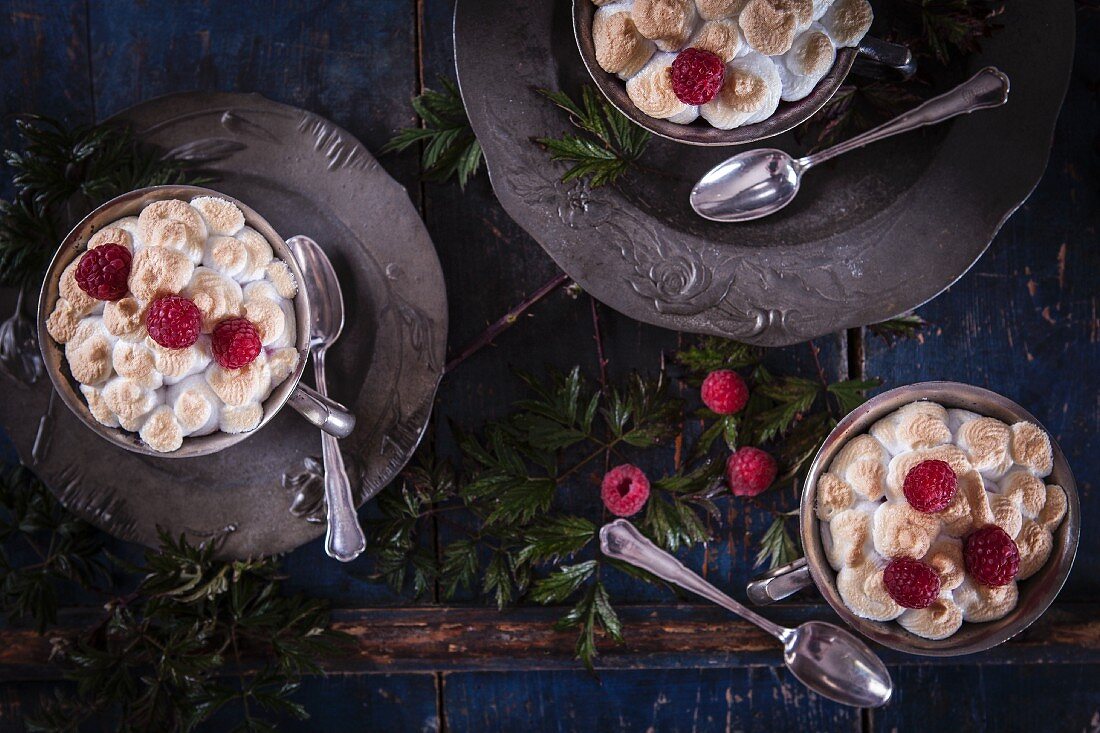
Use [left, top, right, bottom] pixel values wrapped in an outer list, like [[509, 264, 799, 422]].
[[572, 0, 914, 146], [748, 382, 1081, 656], [37, 184, 354, 459]]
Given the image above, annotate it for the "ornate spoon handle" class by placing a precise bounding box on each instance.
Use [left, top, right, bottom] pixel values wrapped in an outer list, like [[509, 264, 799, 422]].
[[314, 348, 365, 563], [800, 67, 1010, 171]]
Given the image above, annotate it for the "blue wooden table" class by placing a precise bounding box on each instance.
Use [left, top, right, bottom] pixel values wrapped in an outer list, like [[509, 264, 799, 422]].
[[1, 1, 1097, 731]]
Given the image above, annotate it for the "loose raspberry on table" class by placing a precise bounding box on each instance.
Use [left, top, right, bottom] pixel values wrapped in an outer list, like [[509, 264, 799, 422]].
[[74, 244, 131, 301], [700, 369, 749, 415], [902, 459, 958, 513], [211, 317, 262, 369], [146, 295, 202, 349], [726, 447, 777, 497], [964, 525, 1020, 587], [670, 48, 725, 105], [601, 464, 651, 517], [883, 557, 941, 609]]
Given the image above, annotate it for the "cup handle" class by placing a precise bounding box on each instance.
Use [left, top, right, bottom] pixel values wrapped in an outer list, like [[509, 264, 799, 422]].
[[854, 36, 917, 80], [746, 556, 814, 605], [287, 384, 356, 438]]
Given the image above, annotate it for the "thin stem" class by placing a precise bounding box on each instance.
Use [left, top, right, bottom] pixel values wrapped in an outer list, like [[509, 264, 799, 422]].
[[443, 272, 572, 374]]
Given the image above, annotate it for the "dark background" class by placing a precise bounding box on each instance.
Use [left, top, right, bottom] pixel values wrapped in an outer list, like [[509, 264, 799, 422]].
[[0, 0, 1097, 730]]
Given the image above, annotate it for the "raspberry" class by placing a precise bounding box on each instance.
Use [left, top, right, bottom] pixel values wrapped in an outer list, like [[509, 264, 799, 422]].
[[726, 447, 777, 497], [700, 369, 749, 415], [601, 464, 650, 517], [670, 48, 725, 105], [964, 525, 1020, 587], [902, 459, 958, 513], [74, 244, 131, 301], [146, 296, 202, 349], [883, 557, 941, 609], [211, 318, 262, 369]]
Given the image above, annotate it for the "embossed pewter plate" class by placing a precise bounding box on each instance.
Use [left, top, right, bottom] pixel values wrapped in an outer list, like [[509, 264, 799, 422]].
[[454, 0, 1074, 346], [0, 92, 447, 559]]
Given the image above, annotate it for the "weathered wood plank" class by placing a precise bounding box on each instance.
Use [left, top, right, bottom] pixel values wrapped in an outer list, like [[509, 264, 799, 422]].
[[1, 602, 1096, 680]]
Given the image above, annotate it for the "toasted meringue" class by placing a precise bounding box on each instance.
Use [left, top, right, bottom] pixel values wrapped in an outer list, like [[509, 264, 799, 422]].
[[699, 52, 779, 128], [129, 246, 194, 303], [954, 577, 1017, 623], [190, 196, 244, 236], [829, 434, 888, 501], [243, 297, 287, 347], [811, 0, 833, 20], [102, 377, 161, 432], [220, 403, 264, 434], [236, 227, 274, 282], [88, 226, 133, 252], [898, 594, 964, 640], [825, 508, 872, 570], [148, 218, 205, 263], [102, 297, 148, 343], [957, 470, 994, 528], [936, 474, 975, 538], [988, 493, 1023, 539], [147, 336, 212, 385], [775, 23, 835, 101], [137, 199, 207, 245], [267, 347, 301, 384], [884, 443, 970, 502], [627, 52, 700, 123], [836, 564, 902, 621], [59, 260, 99, 316], [815, 472, 854, 521], [46, 299, 82, 343], [999, 469, 1046, 519], [203, 235, 249, 278], [66, 331, 114, 386], [138, 405, 184, 453], [112, 340, 163, 390], [739, 0, 798, 55], [206, 354, 272, 407], [870, 401, 952, 456], [820, 0, 871, 47], [265, 260, 298, 299], [1015, 520, 1053, 581], [688, 18, 743, 62], [112, 216, 143, 248], [183, 267, 244, 333], [956, 416, 1013, 479], [1038, 485, 1067, 530], [872, 501, 940, 559], [632, 0, 697, 51], [594, 3, 657, 79], [696, 0, 748, 20], [80, 384, 120, 428], [165, 374, 222, 437], [1009, 421, 1053, 477], [924, 536, 965, 591]]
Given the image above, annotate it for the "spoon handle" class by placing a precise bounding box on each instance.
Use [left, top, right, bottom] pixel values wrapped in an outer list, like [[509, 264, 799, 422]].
[[800, 66, 1010, 171], [599, 520, 786, 639], [314, 348, 366, 563]]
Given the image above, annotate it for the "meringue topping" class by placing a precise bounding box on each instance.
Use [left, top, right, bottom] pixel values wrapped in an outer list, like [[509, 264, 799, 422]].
[[954, 577, 1017, 623], [872, 501, 940, 559], [137, 199, 207, 245], [129, 245, 194, 303], [102, 377, 160, 432], [204, 234, 250, 277], [139, 405, 185, 453], [820, 0, 872, 47], [102, 297, 148, 343], [66, 332, 114, 386], [267, 347, 301, 385], [183, 267, 244, 333], [112, 340, 163, 390], [1014, 520, 1053, 581], [897, 595, 964, 640], [594, 4, 658, 79], [697, 0, 749, 21], [956, 416, 1013, 478], [88, 226, 133, 252], [988, 493, 1023, 539], [1009, 421, 1054, 477], [148, 218, 205, 263], [220, 403, 264, 434], [236, 227, 274, 282], [815, 472, 854, 520], [825, 508, 871, 569], [699, 52, 779, 129], [870, 400, 952, 455], [59, 260, 98, 316], [264, 260, 298, 299], [999, 469, 1046, 518], [165, 375, 221, 437], [206, 354, 272, 407], [632, 0, 697, 51], [46, 299, 82, 343], [190, 196, 245, 236], [925, 536, 965, 592], [1038, 485, 1067, 530], [739, 0, 798, 55], [775, 24, 835, 101], [243, 296, 286, 346], [836, 564, 902, 621], [80, 384, 120, 428], [626, 53, 700, 123], [147, 337, 211, 384], [689, 18, 743, 62]]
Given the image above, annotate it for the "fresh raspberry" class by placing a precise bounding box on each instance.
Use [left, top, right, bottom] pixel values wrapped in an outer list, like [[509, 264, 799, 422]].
[[700, 369, 749, 415], [883, 557, 941, 609], [902, 459, 958, 513], [211, 318, 262, 369], [601, 464, 651, 517], [670, 48, 725, 105], [74, 244, 131, 301], [726, 447, 777, 497], [964, 525, 1020, 587], [146, 295, 202, 349]]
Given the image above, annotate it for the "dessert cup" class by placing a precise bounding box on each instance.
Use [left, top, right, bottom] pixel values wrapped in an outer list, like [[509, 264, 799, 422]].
[[746, 382, 1080, 656], [38, 185, 355, 459]]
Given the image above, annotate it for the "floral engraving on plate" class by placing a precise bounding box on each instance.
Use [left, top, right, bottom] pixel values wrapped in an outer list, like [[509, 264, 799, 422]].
[[283, 455, 367, 524], [296, 113, 377, 172]]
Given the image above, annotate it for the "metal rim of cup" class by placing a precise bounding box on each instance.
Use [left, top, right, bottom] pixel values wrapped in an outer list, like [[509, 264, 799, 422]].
[[36, 184, 312, 459], [798, 381, 1081, 656]]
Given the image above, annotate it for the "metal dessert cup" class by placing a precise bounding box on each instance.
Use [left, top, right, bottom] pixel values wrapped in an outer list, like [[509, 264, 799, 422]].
[[747, 382, 1081, 657], [37, 184, 355, 459], [573, 0, 916, 146]]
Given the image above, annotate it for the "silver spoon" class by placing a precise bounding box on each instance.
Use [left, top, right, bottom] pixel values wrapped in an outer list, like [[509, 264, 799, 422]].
[[288, 235, 366, 563], [690, 66, 1010, 222], [600, 519, 892, 708]]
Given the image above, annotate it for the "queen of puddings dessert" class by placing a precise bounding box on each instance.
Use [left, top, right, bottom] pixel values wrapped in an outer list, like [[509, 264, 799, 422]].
[[46, 196, 301, 453], [816, 401, 1067, 640], [590, 0, 873, 129]]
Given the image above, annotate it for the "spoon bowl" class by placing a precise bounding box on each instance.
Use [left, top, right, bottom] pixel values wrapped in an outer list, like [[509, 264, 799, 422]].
[[783, 620, 893, 708]]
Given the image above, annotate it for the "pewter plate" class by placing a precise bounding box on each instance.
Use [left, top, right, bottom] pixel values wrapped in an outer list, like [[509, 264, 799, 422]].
[[455, 0, 1074, 346], [0, 92, 447, 559]]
